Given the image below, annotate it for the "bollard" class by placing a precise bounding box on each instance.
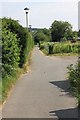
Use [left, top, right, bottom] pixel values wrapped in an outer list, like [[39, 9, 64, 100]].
[[49, 45, 53, 54]]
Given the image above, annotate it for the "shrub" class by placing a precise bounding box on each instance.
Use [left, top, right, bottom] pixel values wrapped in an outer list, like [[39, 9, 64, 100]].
[[39, 41, 79, 55], [2, 18, 29, 67], [2, 18, 34, 102], [2, 28, 20, 77], [39, 44, 44, 50], [67, 61, 80, 107], [2, 28, 21, 102], [24, 33, 34, 64]]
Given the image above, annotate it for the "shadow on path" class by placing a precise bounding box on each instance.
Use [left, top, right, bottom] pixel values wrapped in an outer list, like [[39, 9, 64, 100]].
[[49, 80, 80, 119], [49, 80, 73, 97], [49, 107, 80, 119]]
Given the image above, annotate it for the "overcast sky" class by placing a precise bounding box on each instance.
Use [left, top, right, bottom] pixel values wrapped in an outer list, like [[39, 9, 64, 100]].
[[0, 0, 79, 31]]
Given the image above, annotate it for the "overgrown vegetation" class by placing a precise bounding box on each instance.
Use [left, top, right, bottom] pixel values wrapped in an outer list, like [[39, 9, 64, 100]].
[[1, 18, 79, 104], [1, 18, 34, 102], [39, 41, 79, 55], [2, 18, 31, 67], [67, 60, 80, 107], [33, 28, 51, 44], [50, 20, 78, 42]]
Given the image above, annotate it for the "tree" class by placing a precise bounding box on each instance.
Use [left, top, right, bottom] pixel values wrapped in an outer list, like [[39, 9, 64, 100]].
[[42, 28, 51, 41], [34, 31, 46, 44], [34, 28, 51, 44], [50, 20, 73, 42]]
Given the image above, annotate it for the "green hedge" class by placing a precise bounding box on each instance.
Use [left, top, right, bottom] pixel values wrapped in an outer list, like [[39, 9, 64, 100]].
[[2, 18, 29, 67], [24, 33, 34, 64], [2, 28, 21, 102], [2, 28, 20, 76], [1, 18, 34, 102]]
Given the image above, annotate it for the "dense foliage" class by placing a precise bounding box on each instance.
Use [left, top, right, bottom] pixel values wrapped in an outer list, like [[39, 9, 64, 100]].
[[33, 28, 51, 44], [67, 60, 80, 107], [39, 41, 79, 55], [33, 20, 78, 44], [2, 28, 20, 77], [2, 18, 30, 67], [1, 18, 34, 102], [50, 20, 77, 42]]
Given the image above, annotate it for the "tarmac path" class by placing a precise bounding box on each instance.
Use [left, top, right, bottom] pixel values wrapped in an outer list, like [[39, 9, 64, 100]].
[[2, 47, 79, 119]]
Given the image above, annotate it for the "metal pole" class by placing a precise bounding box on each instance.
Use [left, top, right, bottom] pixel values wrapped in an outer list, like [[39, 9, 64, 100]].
[[26, 12, 28, 28], [24, 7, 29, 28]]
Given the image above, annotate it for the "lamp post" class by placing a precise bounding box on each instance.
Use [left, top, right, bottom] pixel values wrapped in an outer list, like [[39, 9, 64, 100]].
[[29, 25, 32, 32], [24, 7, 29, 28]]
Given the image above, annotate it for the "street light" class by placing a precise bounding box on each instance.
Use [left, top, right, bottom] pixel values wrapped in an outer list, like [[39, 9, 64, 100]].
[[29, 24, 32, 32], [24, 7, 29, 28]]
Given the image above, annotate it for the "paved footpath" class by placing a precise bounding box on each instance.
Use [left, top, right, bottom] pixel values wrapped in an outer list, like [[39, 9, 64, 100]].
[[2, 47, 79, 118]]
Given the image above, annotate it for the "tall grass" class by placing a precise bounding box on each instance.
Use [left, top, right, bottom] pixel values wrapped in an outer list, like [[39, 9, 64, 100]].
[[2, 68, 21, 102], [39, 41, 79, 55]]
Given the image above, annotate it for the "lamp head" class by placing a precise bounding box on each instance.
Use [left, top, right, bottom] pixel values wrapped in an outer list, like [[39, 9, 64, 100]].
[[24, 7, 29, 13]]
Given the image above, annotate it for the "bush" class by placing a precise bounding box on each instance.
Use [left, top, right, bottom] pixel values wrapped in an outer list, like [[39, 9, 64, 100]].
[[2, 18, 34, 102], [2, 28, 20, 77], [23, 33, 34, 64], [67, 61, 80, 107], [2, 18, 29, 67], [33, 28, 51, 44], [2, 28, 21, 102], [39, 41, 79, 55], [39, 44, 44, 50]]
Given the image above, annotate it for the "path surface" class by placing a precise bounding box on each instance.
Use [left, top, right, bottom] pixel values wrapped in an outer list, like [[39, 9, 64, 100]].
[[2, 47, 79, 118]]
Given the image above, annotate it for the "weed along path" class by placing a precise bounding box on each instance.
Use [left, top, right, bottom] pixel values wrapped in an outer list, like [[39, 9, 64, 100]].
[[2, 47, 79, 118]]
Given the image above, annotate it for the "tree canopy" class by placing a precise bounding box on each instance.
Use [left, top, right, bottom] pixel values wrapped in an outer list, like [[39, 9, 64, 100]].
[[33, 28, 51, 44], [50, 20, 73, 42]]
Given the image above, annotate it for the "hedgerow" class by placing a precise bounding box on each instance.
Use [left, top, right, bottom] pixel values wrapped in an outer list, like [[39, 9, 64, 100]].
[[39, 41, 79, 55], [2, 28, 20, 77], [1, 18, 34, 102], [2, 18, 30, 67], [67, 60, 80, 107]]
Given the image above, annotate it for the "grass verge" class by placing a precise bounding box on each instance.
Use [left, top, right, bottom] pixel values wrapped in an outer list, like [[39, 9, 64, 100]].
[[2, 68, 22, 103]]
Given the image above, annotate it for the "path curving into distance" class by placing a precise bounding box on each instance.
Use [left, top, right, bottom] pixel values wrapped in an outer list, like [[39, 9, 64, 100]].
[[2, 47, 79, 119]]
